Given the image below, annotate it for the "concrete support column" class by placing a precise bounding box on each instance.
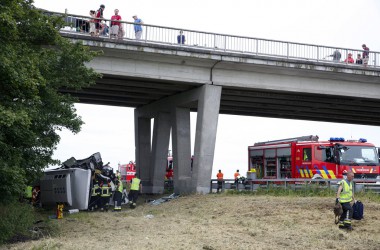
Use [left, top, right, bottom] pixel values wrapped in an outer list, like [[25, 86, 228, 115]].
[[192, 85, 222, 193], [134, 111, 151, 188], [172, 107, 192, 194], [150, 112, 171, 193]]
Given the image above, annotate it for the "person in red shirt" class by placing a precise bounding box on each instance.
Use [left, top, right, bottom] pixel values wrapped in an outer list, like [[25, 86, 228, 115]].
[[110, 9, 123, 39], [216, 170, 224, 193], [95, 4, 105, 36], [344, 53, 354, 64]]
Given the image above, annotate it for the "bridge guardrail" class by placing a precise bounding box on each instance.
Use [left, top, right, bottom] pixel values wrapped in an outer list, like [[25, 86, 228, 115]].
[[44, 11, 380, 68], [210, 178, 380, 194]]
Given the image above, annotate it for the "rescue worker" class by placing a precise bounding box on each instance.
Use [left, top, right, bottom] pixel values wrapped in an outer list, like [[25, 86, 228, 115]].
[[24, 185, 33, 203], [216, 170, 224, 193], [116, 169, 121, 181], [113, 179, 123, 211], [128, 173, 142, 209], [336, 171, 355, 230], [32, 186, 40, 206], [234, 170, 240, 189], [100, 180, 111, 211], [342, 170, 348, 180], [90, 178, 101, 211]]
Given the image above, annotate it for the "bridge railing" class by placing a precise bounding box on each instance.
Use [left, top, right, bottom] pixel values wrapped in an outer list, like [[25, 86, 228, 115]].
[[46, 11, 380, 68], [210, 178, 380, 194]]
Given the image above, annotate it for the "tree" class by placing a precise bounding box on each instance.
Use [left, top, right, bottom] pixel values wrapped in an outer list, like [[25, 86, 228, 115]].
[[0, 0, 100, 203]]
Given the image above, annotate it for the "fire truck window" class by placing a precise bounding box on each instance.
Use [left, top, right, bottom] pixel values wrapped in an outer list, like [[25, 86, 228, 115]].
[[303, 148, 312, 161], [315, 146, 334, 162]]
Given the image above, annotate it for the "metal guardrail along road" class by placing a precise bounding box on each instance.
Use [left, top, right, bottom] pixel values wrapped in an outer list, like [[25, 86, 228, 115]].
[[210, 178, 380, 194], [47, 11, 380, 68]]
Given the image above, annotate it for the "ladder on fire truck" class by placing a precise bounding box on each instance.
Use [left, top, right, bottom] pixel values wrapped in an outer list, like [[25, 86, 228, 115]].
[[254, 135, 319, 146]]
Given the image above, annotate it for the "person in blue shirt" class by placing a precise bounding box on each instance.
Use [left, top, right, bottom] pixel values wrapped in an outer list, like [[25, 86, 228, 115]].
[[177, 30, 185, 44], [132, 15, 144, 40]]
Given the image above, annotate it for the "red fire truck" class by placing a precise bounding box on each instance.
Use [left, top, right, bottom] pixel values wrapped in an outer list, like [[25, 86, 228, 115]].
[[118, 161, 136, 182], [248, 135, 380, 180]]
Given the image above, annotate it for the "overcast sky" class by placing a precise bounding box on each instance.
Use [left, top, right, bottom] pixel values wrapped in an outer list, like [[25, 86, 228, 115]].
[[34, 0, 380, 178]]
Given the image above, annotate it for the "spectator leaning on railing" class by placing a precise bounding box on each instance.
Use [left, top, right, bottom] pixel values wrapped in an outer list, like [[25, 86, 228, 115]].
[[362, 44, 370, 67], [133, 15, 144, 40], [110, 9, 123, 39], [344, 53, 354, 64]]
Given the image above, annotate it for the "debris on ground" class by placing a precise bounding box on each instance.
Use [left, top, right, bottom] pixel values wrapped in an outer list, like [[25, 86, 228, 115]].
[[149, 193, 180, 206]]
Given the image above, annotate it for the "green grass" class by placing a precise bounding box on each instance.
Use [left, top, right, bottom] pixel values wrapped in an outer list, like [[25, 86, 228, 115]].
[[225, 185, 380, 203]]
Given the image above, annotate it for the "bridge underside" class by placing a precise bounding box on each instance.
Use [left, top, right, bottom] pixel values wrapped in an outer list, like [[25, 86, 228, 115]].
[[62, 73, 380, 126]]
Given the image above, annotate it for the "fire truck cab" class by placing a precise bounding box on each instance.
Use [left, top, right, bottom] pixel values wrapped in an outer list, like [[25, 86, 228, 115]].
[[248, 135, 380, 180], [118, 161, 136, 182]]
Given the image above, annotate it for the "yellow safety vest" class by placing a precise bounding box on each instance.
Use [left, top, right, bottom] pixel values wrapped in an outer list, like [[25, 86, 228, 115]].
[[101, 186, 111, 197], [130, 178, 141, 191], [25, 186, 33, 198], [339, 180, 353, 203], [118, 182, 123, 193], [92, 184, 100, 196]]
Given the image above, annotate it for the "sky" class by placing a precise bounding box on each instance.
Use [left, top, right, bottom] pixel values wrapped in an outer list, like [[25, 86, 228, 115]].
[[33, 0, 380, 178]]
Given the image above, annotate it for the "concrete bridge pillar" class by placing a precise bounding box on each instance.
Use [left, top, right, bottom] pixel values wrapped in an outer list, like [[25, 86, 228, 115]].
[[191, 85, 222, 193], [151, 112, 171, 193], [135, 85, 221, 194], [172, 107, 192, 194], [134, 113, 151, 189]]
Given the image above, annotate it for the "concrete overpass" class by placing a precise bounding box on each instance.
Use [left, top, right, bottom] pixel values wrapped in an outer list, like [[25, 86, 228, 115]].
[[57, 15, 380, 194]]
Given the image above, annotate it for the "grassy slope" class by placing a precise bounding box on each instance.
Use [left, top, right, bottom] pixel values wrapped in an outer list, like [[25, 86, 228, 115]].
[[5, 194, 380, 250]]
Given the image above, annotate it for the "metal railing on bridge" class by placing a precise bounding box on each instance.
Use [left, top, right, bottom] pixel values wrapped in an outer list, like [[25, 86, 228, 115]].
[[45, 11, 380, 68], [210, 178, 380, 194]]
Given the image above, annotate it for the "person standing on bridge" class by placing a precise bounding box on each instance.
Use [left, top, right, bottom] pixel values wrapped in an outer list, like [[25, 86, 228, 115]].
[[344, 53, 354, 64], [329, 49, 341, 62], [177, 30, 186, 44], [110, 9, 123, 39], [336, 171, 355, 230], [133, 15, 144, 40], [355, 54, 363, 64], [95, 4, 105, 37], [362, 44, 370, 67], [216, 170, 224, 193]]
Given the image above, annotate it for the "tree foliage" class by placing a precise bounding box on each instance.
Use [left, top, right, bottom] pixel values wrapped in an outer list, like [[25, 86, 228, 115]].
[[0, 0, 100, 203]]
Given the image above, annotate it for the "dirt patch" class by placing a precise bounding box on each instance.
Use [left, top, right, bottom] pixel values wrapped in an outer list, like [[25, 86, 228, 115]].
[[5, 195, 380, 250]]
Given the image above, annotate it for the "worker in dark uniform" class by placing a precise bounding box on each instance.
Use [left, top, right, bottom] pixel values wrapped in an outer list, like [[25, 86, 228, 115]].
[[100, 180, 111, 211], [128, 174, 142, 209], [89, 178, 101, 211], [113, 179, 123, 211], [216, 170, 224, 193]]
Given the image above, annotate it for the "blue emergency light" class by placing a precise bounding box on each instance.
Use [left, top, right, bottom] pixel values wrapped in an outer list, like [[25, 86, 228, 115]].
[[329, 137, 345, 142], [359, 138, 367, 143]]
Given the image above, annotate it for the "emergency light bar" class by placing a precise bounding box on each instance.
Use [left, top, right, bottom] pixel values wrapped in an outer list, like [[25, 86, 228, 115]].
[[329, 137, 345, 142]]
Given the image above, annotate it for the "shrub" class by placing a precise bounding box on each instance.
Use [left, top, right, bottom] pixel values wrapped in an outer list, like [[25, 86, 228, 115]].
[[0, 202, 36, 244]]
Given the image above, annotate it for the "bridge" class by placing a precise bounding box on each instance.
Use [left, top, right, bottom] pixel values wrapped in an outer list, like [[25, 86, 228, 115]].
[[54, 12, 380, 194]]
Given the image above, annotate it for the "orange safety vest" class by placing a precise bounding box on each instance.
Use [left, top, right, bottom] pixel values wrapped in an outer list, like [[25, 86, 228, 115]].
[[234, 172, 240, 179], [216, 172, 224, 180]]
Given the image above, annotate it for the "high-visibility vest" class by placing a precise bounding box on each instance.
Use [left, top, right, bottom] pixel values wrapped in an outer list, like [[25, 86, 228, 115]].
[[130, 178, 141, 191], [118, 182, 123, 193], [101, 186, 111, 197], [217, 173, 224, 180], [339, 180, 353, 203], [92, 184, 100, 196], [25, 186, 33, 198]]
